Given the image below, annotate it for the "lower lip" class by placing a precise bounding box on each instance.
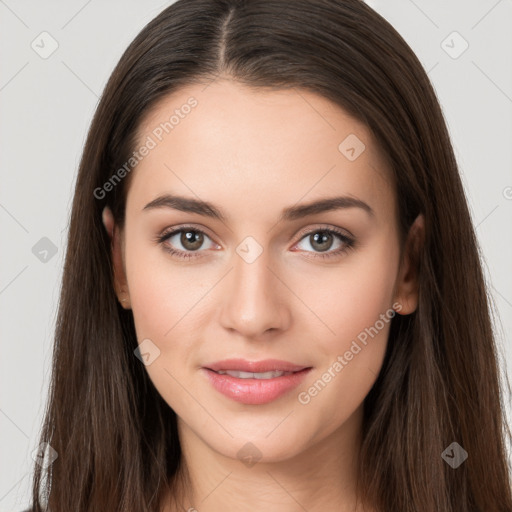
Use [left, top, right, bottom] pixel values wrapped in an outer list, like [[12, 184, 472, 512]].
[[202, 368, 312, 405]]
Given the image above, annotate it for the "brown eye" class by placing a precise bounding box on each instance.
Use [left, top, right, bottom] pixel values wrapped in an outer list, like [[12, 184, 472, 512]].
[[179, 230, 204, 251]]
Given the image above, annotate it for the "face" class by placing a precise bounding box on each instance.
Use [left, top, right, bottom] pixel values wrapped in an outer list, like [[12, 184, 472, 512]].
[[103, 79, 421, 463]]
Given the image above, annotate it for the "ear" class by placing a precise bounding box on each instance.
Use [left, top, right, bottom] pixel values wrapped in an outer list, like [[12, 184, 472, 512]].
[[393, 213, 424, 315], [102, 206, 131, 309]]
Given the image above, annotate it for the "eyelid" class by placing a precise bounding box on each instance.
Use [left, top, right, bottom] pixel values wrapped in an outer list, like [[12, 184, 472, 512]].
[[158, 223, 217, 241], [293, 223, 355, 242]]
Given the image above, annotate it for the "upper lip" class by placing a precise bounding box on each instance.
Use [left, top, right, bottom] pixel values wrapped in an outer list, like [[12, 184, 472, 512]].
[[204, 358, 310, 373]]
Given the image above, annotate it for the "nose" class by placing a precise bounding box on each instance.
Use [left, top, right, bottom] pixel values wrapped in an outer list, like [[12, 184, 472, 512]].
[[218, 244, 291, 339]]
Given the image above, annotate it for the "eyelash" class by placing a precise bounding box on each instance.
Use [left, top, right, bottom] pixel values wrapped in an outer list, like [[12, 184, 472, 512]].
[[154, 224, 355, 261]]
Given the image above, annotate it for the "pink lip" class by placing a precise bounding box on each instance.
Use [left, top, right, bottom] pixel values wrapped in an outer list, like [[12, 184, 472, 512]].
[[202, 359, 312, 405]]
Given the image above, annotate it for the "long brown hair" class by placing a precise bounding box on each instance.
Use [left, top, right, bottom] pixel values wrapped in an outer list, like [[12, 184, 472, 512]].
[[29, 0, 512, 510]]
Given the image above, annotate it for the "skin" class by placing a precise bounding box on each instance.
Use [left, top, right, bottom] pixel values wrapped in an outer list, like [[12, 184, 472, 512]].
[[102, 79, 424, 511]]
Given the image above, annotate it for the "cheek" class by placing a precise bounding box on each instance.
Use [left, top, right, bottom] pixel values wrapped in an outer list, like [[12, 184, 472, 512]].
[[294, 234, 399, 413], [124, 237, 205, 340], [302, 232, 399, 350], [124, 241, 205, 413]]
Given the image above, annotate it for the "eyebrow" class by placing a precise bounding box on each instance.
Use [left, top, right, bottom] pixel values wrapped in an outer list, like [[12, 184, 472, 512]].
[[142, 193, 374, 222]]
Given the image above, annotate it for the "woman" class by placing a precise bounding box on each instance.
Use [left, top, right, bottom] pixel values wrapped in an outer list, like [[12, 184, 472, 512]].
[[27, 0, 512, 510]]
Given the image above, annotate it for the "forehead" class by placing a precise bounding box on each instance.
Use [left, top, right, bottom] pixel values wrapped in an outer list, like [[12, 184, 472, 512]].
[[127, 80, 395, 224]]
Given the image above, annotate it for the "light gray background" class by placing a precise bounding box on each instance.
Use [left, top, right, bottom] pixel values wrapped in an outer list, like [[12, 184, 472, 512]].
[[1, 1, 511, 510]]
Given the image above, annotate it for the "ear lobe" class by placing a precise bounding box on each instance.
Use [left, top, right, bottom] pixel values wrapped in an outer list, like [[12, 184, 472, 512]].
[[102, 206, 131, 309], [393, 213, 425, 315]]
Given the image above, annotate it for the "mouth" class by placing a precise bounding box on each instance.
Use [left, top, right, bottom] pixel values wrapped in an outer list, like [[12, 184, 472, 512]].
[[201, 359, 312, 405]]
